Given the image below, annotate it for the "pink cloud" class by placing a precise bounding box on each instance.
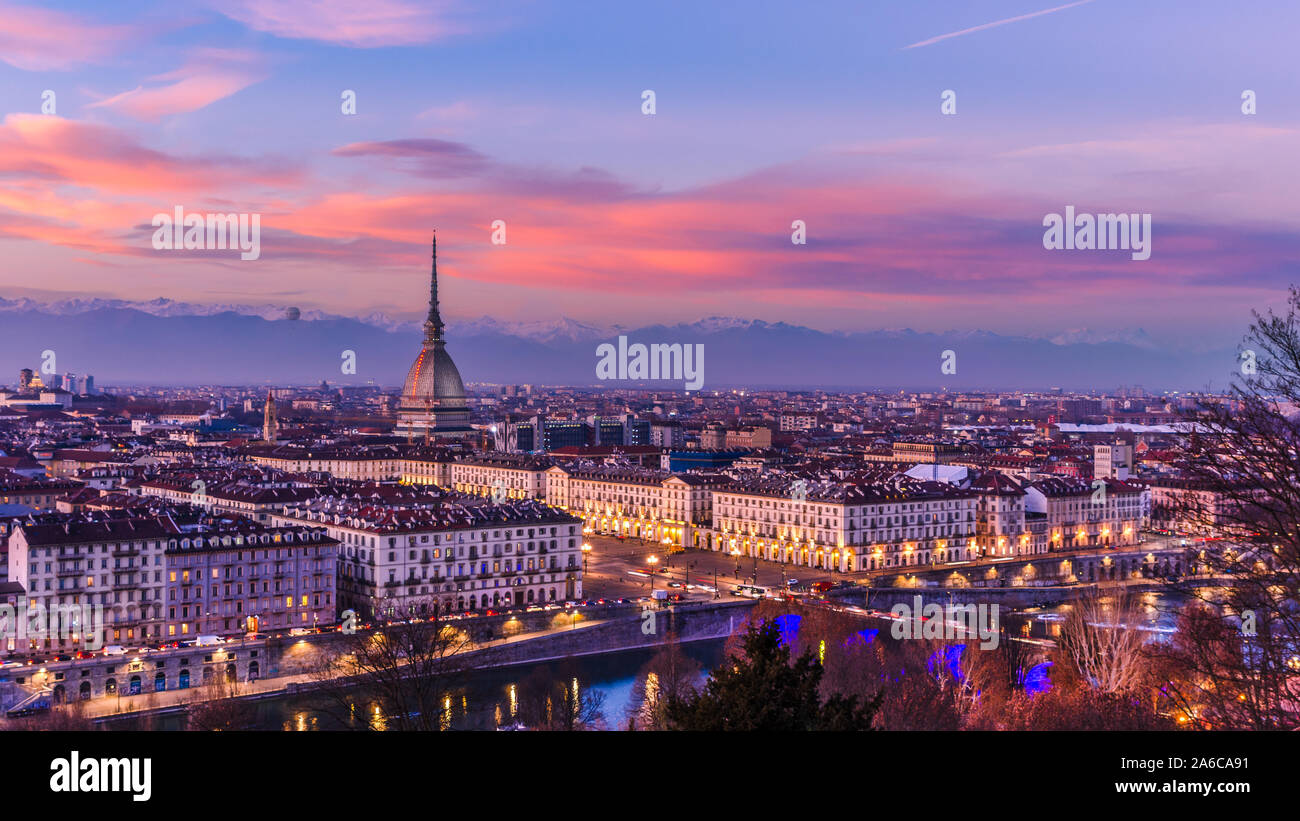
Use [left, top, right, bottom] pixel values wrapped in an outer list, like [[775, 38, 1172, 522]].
[[0, 1, 138, 70], [0, 114, 300, 194], [86, 50, 267, 121], [3, 119, 1298, 337], [214, 0, 466, 46]]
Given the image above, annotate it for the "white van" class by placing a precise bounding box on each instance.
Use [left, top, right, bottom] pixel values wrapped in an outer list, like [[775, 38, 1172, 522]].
[[194, 635, 223, 647], [102, 645, 128, 656]]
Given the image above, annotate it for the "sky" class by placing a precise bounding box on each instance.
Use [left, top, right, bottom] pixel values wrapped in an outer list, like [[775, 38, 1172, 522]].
[[0, 0, 1297, 349]]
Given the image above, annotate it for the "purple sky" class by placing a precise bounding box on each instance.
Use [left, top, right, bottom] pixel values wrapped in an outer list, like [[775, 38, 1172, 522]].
[[0, 0, 1297, 349]]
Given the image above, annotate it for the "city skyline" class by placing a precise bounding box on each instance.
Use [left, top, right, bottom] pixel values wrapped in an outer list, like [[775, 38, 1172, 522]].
[[1, 0, 1298, 350]]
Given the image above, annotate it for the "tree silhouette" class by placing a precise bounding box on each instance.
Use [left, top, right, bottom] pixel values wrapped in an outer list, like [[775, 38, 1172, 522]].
[[664, 619, 878, 731]]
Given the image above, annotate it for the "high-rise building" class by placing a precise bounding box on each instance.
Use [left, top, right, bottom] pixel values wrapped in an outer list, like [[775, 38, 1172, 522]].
[[651, 421, 685, 448], [1094, 442, 1133, 480], [495, 416, 540, 452], [396, 233, 472, 439], [590, 415, 626, 446], [18, 369, 33, 391], [542, 419, 588, 451]]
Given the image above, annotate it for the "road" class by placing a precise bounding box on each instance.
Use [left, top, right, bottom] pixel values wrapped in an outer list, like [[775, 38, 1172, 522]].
[[580, 532, 845, 600], [579, 530, 1199, 600], [9, 611, 621, 724]]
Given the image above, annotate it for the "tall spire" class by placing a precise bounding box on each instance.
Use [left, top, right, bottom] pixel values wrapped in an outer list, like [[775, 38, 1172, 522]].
[[263, 388, 278, 442], [426, 231, 444, 342]]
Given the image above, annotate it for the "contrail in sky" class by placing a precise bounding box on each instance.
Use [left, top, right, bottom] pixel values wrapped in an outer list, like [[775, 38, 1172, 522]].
[[903, 0, 1096, 49]]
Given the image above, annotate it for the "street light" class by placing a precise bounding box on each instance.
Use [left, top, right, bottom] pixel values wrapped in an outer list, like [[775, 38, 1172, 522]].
[[647, 555, 659, 596], [581, 542, 592, 575]]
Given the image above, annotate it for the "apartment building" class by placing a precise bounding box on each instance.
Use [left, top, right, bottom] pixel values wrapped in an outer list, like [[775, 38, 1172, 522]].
[[968, 472, 1038, 557], [1143, 477, 1244, 535], [246, 445, 407, 481], [163, 524, 337, 639], [139, 477, 319, 523], [0, 472, 83, 512], [1024, 476, 1145, 550], [442, 454, 552, 500], [8, 514, 174, 652], [705, 475, 978, 572], [1093, 442, 1134, 479], [273, 492, 583, 619], [6, 510, 340, 652], [544, 464, 726, 548], [891, 441, 965, 464]]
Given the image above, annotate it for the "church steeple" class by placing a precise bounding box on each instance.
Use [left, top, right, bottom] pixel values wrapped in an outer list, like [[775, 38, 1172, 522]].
[[262, 389, 279, 442], [426, 232, 444, 343]]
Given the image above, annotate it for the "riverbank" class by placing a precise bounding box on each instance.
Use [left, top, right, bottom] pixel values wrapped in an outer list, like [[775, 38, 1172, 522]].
[[50, 599, 756, 726]]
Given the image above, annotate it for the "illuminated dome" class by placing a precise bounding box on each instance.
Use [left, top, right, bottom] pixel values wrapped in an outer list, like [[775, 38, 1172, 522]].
[[401, 343, 466, 407], [396, 233, 471, 438]]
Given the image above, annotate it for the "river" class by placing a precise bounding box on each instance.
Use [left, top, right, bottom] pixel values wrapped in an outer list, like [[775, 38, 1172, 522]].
[[99, 587, 1217, 730], [102, 638, 728, 731]]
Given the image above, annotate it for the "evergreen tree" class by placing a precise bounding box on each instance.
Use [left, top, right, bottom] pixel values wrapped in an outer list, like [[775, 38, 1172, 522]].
[[665, 619, 879, 731]]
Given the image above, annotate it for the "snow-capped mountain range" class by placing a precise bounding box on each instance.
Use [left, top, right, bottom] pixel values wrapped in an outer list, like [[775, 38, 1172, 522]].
[[0, 298, 1160, 349], [0, 295, 1232, 389]]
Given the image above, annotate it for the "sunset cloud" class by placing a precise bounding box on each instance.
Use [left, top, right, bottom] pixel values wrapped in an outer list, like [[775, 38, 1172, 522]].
[[85, 49, 267, 121], [332, 139, 492, 178], [0, 114, 301, 194], [2, 0, 1298, 348], [4, 113, 1297, 329], [214, 0, 467, 46], [0, 1, 137, 70]]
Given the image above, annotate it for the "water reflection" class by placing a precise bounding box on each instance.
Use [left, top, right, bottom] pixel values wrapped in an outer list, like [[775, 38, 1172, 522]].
[[108, 639, 728, 731], [103, 592, 1217, 732]]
